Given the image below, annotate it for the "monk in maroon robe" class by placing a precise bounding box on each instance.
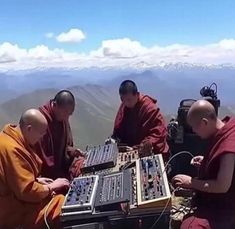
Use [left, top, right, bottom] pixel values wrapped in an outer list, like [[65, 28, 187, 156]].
[[112, 80, 169, 157], [35, 90, 84, 179], [172, 100, 235, 229]]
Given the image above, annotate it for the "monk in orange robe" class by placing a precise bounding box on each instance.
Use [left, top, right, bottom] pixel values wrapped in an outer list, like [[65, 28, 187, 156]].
[[112, 80, 169, 158], [172, 100, 235, 229], [0, 109, 70, 229], [36, 90, 84, 179]]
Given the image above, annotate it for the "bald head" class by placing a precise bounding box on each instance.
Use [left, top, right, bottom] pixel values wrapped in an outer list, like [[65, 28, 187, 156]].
[[52, 90, 75, 121], [187, 100, 217, 124], [187, 100, 218, 139], [19, 109, 48, 145], [53, 90, 75, 107], [20, 109, 47, 128]]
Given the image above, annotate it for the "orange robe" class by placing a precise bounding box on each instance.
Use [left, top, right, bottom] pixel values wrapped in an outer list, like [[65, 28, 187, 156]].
[[0, 124, 64, 229]]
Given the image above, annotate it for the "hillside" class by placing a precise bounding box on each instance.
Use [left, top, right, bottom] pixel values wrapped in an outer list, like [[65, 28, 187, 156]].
[[0, 85, 119, 149], [0, 84, 234, 150]]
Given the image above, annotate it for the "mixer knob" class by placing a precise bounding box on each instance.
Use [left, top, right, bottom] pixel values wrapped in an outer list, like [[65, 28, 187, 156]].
[[148, 176, 154, 188]]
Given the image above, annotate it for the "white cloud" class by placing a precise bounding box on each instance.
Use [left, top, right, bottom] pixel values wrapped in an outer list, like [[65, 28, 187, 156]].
[[1, 38, 235, 71], [99, 38, 146, 58], [56, 28, 85, 43], [45, 32, 54, 38], [0, 42, 27, 63]]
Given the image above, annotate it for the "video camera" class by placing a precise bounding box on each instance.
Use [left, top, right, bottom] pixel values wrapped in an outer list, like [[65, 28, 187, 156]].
[[167, 83, 220, 143]]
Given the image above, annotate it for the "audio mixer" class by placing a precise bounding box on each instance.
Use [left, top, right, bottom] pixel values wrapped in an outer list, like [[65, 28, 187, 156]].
[[81, 143, 118, 173], [61, 175, 99, 216], [95, 170, 131, 210], [135, 154, 171, 208]]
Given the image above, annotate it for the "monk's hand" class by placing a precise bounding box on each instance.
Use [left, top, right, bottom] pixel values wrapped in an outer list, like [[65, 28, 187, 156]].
[[118, 145, 133, 152], [67, 146, 85, 158], [138, 140, 153, 157], [48, 178, 70, 193], [190, 156, 204, 167], [37, 177, 53, 185], [73, 148, 86, 158], [120, 202, 130, 215], [172, 175, 192, 189]]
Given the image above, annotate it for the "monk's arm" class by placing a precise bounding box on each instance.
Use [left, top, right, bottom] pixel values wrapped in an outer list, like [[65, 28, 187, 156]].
[[141, 106, 167, 149], [192, 153, 235, 193], [6, 150, 50, 203]]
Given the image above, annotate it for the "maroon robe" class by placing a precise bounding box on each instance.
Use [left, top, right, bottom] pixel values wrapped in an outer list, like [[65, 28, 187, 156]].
[[35, 101, 74, 179], [113, 94, 169, 154], [181, 117, 235, 229]]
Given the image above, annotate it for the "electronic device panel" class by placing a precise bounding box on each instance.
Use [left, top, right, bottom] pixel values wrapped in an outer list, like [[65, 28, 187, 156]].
[[81, 143, 118, 173], [62, 175, 99, 216], [95, 170, 131, 210], [136, 154, 171, 208]]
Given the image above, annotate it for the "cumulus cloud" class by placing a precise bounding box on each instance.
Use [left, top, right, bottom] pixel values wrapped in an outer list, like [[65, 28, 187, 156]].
[[56, 28, 85, 43], [99, 38, 146, 58], [1, 38, 235, 71]]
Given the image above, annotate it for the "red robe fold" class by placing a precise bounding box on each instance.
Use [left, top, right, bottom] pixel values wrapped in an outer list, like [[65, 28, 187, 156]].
[[181, 116, 235, 229], [113, 94, 169, 154], [35, 101, 74, 179]]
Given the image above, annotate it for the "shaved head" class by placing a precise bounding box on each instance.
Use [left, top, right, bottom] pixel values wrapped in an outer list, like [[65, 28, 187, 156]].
[[52, 90, 75, 121], [53, 90, 75, 107], [20, 109, 47, 128], [187, 100, 220, 139], [187, 100, 217, 124], [19, 109, 48, 145]]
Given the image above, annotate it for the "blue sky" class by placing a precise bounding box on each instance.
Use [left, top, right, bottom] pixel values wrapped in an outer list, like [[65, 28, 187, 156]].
[[1, 0, 235, 53]]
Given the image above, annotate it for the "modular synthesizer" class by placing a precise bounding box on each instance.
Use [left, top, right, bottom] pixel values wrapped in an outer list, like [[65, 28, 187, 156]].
[[95, 170, 131, 210], [81, 143, 118, 173], [135, 154, 171, 208], [62, 175, 99, 216]]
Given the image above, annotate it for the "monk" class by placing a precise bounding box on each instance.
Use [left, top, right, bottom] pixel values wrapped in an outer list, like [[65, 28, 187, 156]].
[[36, 90, 84, 179], [0, 109, 70, 229], [172, 100, 235, 229], [112, 80, 169, 157]]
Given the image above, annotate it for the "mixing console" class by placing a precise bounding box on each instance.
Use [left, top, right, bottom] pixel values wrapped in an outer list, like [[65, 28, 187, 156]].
[[95, 170, 131, 210], [62, 175, 99, 215], [136, 154, 171, 208], [81, 143, 118, 173]]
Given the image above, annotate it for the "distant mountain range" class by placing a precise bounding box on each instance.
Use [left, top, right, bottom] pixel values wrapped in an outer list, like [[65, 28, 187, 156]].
[[0, 63, 235, 148], [1, 63, 235, 111]]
